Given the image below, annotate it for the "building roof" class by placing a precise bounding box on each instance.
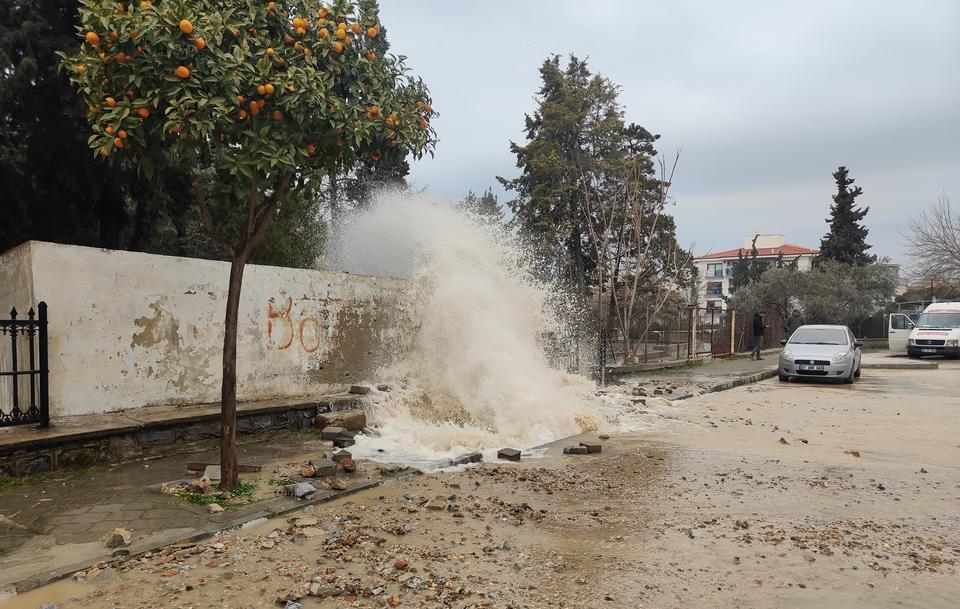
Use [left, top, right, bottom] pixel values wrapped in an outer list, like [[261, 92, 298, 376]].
[[695, 244, 819, 261]]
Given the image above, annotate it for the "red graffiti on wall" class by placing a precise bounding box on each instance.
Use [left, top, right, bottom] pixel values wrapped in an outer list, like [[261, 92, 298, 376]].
[[299, 316, 322, 353], [267, 294, 294, 350]]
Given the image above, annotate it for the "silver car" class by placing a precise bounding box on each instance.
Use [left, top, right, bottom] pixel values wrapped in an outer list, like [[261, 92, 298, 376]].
[[778, 324, 863, 383]]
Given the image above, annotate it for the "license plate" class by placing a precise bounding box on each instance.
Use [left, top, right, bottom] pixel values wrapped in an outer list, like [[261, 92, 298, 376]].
[[922, 348, 937, 353], [798, 365, 824, 371]]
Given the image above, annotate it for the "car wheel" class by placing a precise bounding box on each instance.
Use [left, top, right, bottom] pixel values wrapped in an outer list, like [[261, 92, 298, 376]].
[[854, 366, 861, 378], [778, 372, 789, 382], [843, 366, 855, 384]]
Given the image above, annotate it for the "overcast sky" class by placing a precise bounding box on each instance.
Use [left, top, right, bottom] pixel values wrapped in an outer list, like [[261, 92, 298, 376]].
[[378, 1, 960, 263]]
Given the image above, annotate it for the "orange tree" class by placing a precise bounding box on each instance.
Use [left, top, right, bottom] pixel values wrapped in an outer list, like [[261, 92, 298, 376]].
[[60, 0, 436, 487]]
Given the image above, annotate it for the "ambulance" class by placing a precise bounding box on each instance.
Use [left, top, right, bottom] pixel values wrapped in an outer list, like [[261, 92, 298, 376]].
[[907, 302, 960, 358]]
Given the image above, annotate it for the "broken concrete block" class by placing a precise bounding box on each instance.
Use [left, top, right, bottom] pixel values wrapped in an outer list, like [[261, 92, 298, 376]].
[[284, 482, 317, 498], [321, 426, 347, 440], [377, 384, 391, 391], [331, 449, 352, 463], [309, 458, 337, 477], [349, 385, 371, 395], [579, 442, 602, 454], [563, 446, 589, 455], [332, 437, 355, 448], [451, 452, 483, 466], [314, 411, 366, 431], [497, 448, 521, 461], [203, 465, 221, 481], [207, 503, 225, 514]]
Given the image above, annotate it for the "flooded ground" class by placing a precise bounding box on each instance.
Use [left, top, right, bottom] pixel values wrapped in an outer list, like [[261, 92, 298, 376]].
[[4, 361, 959, 609]]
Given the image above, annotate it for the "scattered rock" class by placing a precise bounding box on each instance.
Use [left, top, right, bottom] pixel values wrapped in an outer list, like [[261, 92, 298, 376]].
[[310, 458, 338, 477], [285, 482, 317, 498], [394, 557, 408, 570], [331, 450, 352, 463], [778, 437, 789, 445], [327, 478, 347, 491], [799, 438, 809, 444], [497, 448, 521, 461], [300, 464, 316, 478], [845, 450, 861, 457], [315, 411, 367, 431], [920, 467, 928, 474], [579, 442, 602, 454], [339, 458, 357, 473], [450, 452, 483, 466], [207, 503, 225, 514], [290, 516, 319, 527], [105, 528, 132, 548], [348, 385, 371, 395], [377, 384, 391, 391], [320, 426, 347, 440], [203, 464, 221, 481], [598, 434, 610, 440], [563, 446, 588, 455], [333, 437, 356, 448]]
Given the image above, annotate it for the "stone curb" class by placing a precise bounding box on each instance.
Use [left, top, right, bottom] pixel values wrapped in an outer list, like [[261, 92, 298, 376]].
[[669, 368, 778, 401], [861, 362, 938, 370], [10, 472, 408, 594]]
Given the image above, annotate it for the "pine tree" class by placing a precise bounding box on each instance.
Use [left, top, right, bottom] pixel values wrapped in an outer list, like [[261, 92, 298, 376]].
[[730, 250, 752, 291], [456, 188, 504, 225], [820, 166, 875, 265]]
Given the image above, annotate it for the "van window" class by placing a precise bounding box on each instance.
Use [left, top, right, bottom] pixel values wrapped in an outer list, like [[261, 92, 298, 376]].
[[891, 315, 913, 330], [917, 312, 960, 329]]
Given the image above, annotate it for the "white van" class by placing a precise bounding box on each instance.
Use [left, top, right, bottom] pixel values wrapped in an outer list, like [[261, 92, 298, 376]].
[[907, 302, 960, 358]]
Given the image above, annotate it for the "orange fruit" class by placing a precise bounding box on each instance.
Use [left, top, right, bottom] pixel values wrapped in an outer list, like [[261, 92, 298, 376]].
[[74, 65, 87, 74], [425, 104, 432, 113], [264, 83, 274, 95], [99, 146, 110, 157], [139, 1, 151, 8], [238, 109, 247, 119], [336, 29, 346, 39], [365, 52, 375, 61], [343, 36, 351, 46], [131, 29, 138, 40], [272, 110, 282, 120], [306, 144, 316, 154], [174, 65, 190, 78], [236, 95, 245, 103], [370, 106, 380, 116], [114, 137, 124, 148], [295, 26, 306, 36], [85, 32, 100, 46], [179, 20, 193, 34], [105, 126, 115, 135], [105, 97, 117, 107], [350, 22, 361, 33], [136, 107, 149, 118], [194, 37, 206, 49], [125, 90, 134, 99], [108, 31, 118, 43], [318, 8, 327, 18], [367, 27, 377, 38], [114, 52, 127, 62], [284, 34, 294, 44], [267, 2, 276, 12], [319, 27, 329, 37], [416, 101, 424, 108], [257, 84, 266, 96], [372, 152, 381, 161], [248, 100, 259, 114], [266, 47, 275, 57], [332, 41, 343, 54], [118, 129, 127, 139]]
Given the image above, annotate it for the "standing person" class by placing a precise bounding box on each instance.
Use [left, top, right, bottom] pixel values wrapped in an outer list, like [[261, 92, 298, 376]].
[[751, 311, 767, 360]]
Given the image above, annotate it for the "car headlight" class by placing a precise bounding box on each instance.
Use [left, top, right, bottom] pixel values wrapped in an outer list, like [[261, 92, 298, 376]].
[[947, 340, 959, 347], [832, 352, 849, 362], [782, 349, 793, 359], [908, 339, 916, 346]]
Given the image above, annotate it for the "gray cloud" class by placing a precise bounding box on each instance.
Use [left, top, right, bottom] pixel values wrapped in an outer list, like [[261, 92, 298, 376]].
[[379, 0, 960, 262]]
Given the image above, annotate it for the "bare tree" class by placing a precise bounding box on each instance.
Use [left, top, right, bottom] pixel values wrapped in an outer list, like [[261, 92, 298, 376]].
[[904, 194, 960, 282], [580, 153, 692, 371]]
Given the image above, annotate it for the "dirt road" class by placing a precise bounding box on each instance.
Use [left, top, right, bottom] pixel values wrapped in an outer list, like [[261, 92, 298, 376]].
[[7, 362, 959, 609]]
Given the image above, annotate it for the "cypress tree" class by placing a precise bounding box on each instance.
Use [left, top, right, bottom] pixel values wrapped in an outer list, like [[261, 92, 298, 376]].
[[820, 166, 875, 265]]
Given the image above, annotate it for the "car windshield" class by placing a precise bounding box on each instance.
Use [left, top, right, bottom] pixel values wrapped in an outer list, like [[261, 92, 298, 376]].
[[917, 312, 960, 329], [789, 328, 848, 345]]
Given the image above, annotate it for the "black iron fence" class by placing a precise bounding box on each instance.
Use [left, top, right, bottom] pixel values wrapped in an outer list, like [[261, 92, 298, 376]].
[[0, 303, 49, 428]]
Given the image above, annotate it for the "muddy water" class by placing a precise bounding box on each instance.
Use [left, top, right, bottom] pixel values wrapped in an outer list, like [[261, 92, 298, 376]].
[[7, 364, 960, 608]]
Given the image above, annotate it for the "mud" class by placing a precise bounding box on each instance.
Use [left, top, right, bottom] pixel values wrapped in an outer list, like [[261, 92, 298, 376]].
[[4, 363, 959, 608]]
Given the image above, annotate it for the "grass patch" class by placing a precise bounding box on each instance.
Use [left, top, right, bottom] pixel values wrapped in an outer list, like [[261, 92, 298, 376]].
[[0, 473, 51, 494], [268, 477, 297, 486], [295, 427, 319, 436], [177, 481, 257, 509]]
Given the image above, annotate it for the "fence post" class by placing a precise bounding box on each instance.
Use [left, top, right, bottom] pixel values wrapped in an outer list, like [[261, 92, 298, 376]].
[[729, 309, 737, 355], [38, 302, 50, 429], [686, 305, 694, 359]]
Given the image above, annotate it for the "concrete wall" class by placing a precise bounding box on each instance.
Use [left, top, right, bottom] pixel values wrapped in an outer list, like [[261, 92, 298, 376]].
[[0, 242, 411, 417]]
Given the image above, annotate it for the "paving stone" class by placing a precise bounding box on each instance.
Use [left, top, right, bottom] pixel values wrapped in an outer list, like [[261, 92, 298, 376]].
[[320, 426, 347, 440], [497, 448, 521, 461], [309, 458, 337, 476]]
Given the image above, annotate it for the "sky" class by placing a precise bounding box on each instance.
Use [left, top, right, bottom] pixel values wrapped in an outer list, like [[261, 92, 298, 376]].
[[376, 0, 960, 264]]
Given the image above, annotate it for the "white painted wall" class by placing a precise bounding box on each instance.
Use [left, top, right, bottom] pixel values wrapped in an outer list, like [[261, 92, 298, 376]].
[[0, 242, 410, 417]]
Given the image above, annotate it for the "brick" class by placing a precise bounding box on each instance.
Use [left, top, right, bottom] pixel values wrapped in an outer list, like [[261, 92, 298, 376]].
[[497, 448, 521, 461], [321, 426, 347, 440], [579, 442, 602, 454], [349, 385, 371, 395], [563, 446, 588, 455]]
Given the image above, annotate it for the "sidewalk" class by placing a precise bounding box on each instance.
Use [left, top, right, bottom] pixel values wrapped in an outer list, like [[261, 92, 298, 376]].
[[0, 431, 384, 593], [615, 352, 778, 399]]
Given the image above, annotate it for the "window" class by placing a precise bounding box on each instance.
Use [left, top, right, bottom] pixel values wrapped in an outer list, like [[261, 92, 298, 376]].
[[891, 315, 913, 330], [706, 281, 723, 296], [706, 263, 723, 278], [788, 327, 849, 345], [917, 312, 960, 329]]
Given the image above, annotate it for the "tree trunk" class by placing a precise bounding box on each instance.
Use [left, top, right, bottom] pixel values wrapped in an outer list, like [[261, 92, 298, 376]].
[[219, 252, 247, 489]]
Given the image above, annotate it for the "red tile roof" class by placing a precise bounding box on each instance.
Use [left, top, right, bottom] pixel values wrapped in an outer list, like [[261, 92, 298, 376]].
[[695, 244, 819, 261]]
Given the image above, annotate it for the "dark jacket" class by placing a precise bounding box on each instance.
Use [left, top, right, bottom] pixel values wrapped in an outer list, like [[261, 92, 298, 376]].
[[752, 314, 766, 336]]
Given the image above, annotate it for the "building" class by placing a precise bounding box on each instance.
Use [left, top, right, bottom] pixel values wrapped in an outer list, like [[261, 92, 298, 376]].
[[694, 234, 819, 310]]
